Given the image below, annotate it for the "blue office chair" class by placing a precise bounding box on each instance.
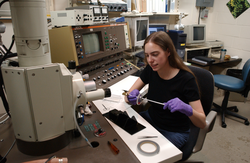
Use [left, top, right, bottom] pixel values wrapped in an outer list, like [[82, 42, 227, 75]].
[[213, 59, 250, 128]]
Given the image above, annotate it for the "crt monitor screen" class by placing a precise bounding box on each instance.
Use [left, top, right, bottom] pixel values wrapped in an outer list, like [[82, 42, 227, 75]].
[[82, 33, 100, 55], [136, 20, 148, 42], [149, 24, 167, 34], [184, 24, 206, 44], [193, 27, 205, 41]]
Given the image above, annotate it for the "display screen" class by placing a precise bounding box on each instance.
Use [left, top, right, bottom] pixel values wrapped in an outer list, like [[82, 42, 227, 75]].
[[94, 7, 101, 14], [102, 8, 108, 14], [149, 25, 167, 34], [82, 33, 100, 55], [193, 27, 205, 41], [136, 20, 148, 41]]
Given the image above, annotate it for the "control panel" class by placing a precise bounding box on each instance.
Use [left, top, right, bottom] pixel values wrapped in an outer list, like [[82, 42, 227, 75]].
[[51, 6, 109, 27], [78, 53, 138, 89], [93, 2, 128, 12], [49, 22, 131, 67], [49, 22, 136, 89]]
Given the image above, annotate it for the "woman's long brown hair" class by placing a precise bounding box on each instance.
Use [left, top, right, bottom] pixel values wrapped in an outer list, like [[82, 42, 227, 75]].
[[143, 31, 194, 76], [143, 31, 201, 95]]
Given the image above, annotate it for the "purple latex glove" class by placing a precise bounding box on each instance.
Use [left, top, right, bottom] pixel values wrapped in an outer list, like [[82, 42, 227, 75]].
[[127, 89, 140, 105], [163, 97, 193, 117]]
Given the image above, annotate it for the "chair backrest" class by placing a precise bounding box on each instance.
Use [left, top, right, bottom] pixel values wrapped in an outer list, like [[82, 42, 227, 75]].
[[188, 66, 215, 115], [242, 59, 250, 85], [180, 66, 214, 161]]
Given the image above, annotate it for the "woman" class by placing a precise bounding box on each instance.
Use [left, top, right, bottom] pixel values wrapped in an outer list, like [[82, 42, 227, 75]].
[[124, 31, 206, 149]]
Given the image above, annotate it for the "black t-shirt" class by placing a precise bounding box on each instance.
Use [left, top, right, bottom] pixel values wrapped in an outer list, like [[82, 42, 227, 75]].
[[140, 65, 200, 132]]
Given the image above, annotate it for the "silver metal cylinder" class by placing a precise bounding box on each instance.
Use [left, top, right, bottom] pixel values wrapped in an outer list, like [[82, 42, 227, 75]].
[[9, 0, 51, 67]]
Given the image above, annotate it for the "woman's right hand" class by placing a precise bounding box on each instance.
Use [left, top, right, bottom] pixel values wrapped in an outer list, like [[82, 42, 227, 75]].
[[127, 89, 140, 105]]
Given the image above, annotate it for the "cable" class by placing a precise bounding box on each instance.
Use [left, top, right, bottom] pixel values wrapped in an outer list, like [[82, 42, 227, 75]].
[[0, 82, 10, 118], [198, 7, 206, 24], [198, 7, 201, 24], [0, 115, 9, 124], [7, 35, 14, 53], [0, 139, 16, 163], [0, 35, 17, 118], [0, 0, 9, 8], [73, 97, 93, 148], [0, 113, 7, 119], [45, 155, 56, 163]]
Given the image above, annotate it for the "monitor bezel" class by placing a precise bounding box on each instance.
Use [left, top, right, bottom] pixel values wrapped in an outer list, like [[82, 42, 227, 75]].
[[125, 16, 149, 48], [184, 24, 206, 45]]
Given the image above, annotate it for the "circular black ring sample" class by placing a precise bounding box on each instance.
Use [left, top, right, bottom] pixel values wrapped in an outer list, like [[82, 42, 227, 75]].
[[137, 140, 160, 156]]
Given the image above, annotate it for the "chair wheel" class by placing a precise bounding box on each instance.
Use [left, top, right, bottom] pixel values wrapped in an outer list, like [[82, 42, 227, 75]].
[[222, 122, 227, 128], [234, 108, 239, 112], [244, 120, 249, 126]]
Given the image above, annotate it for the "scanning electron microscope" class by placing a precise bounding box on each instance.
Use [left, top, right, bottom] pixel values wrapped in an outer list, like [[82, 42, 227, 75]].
[[1, 0, 111, 156]]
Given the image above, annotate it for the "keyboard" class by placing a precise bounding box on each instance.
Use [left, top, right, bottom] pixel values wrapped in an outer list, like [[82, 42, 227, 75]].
[[192, 56, 215, 63]]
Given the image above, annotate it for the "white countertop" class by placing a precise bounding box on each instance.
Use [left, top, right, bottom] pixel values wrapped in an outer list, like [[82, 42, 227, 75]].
[[93, 75, 182, 163]]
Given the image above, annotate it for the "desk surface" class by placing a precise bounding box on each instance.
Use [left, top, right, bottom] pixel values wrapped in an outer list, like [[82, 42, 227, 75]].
[[93, 76, 182, 163], [187, 57, 242, 67], [0, 76, 182, 163]]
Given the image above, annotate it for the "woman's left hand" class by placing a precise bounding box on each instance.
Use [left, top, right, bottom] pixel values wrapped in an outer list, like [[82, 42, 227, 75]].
[[163, 97, 193, 117]]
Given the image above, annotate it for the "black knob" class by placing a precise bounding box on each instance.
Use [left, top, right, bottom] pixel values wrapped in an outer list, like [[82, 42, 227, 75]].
[[68, 60, 76, 70], [104, 88, 111, 97]]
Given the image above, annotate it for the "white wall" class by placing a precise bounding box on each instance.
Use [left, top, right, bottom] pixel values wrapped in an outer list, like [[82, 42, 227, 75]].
[[179, 0, 250, 68]]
